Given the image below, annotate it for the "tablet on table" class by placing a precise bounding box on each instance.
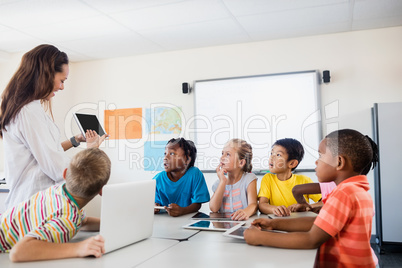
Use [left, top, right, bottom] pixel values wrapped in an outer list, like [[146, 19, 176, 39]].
[[267, 211, 318, 219], [191, 211, 233, 220], [223, 224, 287, 240], [183, 220, 244, 231]]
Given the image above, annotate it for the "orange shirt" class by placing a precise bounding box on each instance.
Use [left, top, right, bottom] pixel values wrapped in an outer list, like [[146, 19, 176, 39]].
[[314, 175, 375, 268]]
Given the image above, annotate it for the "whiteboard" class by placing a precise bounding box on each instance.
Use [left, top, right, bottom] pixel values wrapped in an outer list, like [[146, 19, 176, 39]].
[[193, 71, 321, 172]]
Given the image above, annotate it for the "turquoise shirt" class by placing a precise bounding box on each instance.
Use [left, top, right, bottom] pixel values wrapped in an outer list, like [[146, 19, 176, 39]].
[[153, 167, 210, 207]]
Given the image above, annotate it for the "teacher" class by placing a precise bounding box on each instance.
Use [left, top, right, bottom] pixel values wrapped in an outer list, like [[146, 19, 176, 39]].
[[0, 44, 107, 209]]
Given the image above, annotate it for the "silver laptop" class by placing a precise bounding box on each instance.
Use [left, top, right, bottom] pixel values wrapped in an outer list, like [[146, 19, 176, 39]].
[[99, 180, 155, 253]]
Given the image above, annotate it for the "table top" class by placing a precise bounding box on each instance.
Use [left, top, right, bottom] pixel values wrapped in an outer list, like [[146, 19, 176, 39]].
[[152, 211, 200, 240], [0, 236, 179, 268], [0, 210, 317, 267], [137, 239, 316, 268]]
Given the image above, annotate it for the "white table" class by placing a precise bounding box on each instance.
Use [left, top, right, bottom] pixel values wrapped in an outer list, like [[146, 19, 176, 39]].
[[0, 236, 178, 268], [137, 239, 316, 268], [152, 211, 200, 240], [148, 211, 316, 267], [0, 211, 317, 267]]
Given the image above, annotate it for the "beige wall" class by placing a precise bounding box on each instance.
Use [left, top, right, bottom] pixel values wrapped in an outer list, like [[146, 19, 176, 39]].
[[0, 53, 23, 179], [1, 26, 402, 229], [61, 26, 402, 179]]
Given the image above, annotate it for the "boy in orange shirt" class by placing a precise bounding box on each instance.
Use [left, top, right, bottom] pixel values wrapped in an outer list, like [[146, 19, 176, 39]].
[[244, 129, 378, 267]]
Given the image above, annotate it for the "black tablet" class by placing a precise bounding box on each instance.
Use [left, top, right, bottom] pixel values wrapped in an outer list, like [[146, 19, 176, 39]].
[[183, 220, 244, 231], [73, 113, 107, 138], [191, 212, 233, 220]]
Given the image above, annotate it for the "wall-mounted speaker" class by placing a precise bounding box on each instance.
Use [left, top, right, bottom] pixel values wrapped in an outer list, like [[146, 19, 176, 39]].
[[182, 82, 191, 94], [323, 70, 331, 83]]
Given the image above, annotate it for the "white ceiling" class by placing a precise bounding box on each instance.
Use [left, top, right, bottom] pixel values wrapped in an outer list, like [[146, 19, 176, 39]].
[[0, 0, 401, 62]]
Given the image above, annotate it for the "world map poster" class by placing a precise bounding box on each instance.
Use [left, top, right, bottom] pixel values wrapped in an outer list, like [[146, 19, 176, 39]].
[[145, 107, 182, 135]]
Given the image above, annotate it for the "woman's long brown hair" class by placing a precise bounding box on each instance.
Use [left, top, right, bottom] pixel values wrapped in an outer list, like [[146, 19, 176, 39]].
[[0, 44, 69, 138]]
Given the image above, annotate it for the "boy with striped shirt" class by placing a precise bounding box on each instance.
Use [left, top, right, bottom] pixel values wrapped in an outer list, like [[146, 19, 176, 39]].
[[0, 148, 111, 262]]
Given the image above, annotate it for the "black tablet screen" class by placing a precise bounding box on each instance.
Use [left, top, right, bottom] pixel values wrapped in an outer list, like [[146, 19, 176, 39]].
[[75, 113, 106, 136]]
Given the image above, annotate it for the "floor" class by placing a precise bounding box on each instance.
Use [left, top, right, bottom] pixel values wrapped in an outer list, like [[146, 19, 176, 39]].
[[372, 243, 402, 268]]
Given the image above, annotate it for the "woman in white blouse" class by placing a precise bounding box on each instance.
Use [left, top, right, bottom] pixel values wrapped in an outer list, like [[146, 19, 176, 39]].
[[0, 44, 107, 209]]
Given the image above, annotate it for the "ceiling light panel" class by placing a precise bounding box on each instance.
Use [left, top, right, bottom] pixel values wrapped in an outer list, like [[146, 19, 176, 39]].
[[109, 0, 231, 31], [82, 0, 184, 14], [22, 16, 130, 42], [0, 0, 100, 28]]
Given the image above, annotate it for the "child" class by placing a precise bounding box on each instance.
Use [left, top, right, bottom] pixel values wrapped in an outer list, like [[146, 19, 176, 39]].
[[289, 150, 378, 214], [209, 139, 257, 221], [258, 138, 321, 216], [0, 148, 111, 262], [153, 138, 210, 217], [288, 182, 336, 213], [244, 129, 378, 267]]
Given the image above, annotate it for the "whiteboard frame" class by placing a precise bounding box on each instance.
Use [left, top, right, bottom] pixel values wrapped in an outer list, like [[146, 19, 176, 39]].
[[193, 70, 322, 174]]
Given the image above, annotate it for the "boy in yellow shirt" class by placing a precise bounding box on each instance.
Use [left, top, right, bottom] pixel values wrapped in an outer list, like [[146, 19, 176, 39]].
[[258, 138, 321, 216]]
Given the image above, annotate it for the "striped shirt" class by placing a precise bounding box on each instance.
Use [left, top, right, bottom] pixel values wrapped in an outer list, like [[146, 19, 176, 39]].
[[314, 175, 375, 268], [0, 183, 85, 252], [212, 173, 257, 213]]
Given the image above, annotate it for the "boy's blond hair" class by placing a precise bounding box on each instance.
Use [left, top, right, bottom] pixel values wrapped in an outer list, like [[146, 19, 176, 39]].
[[65, 148, 111, 199]]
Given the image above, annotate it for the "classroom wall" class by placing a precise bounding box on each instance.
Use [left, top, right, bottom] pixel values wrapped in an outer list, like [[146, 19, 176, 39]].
[[0, 53, 22, 175], [1, 26, 402, 232]]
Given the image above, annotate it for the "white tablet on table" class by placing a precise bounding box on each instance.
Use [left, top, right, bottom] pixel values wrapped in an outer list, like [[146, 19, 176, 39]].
[[223, 224, 249, 239], [267, 211, 318, 219], [223, 224, 287, 240], [183, 220, 244, 232], [73, 113, 107, 138]]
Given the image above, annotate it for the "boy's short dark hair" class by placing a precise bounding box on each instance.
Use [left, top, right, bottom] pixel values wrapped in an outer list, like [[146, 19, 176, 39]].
[[66, 148, 111, 199], [326, 129, 378, 174], [273, 138, 304, 171]]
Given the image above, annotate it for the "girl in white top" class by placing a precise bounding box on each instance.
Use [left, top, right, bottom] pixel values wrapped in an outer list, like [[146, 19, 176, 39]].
[[209, 139, 258, 221], [0, 44, 107, 209]]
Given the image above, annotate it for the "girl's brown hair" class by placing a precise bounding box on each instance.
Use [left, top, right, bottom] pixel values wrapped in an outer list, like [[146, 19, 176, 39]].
[[227, 139, 253, 173], [0, 44, 68, 137]]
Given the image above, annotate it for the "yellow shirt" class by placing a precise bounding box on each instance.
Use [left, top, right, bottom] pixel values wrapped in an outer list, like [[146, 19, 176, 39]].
[[258, 173, 321, 207]]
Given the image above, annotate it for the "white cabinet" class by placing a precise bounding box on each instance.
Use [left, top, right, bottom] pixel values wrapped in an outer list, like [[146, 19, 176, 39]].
[[372, 103, 402, 249]]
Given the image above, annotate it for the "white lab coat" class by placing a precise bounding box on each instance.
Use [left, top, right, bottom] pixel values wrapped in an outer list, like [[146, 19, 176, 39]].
[[3, 100, 69, 209]]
